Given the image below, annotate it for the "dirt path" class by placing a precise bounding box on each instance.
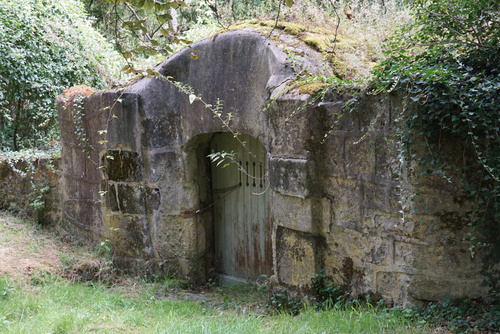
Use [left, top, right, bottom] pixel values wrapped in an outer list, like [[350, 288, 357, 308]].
[[0, 212, 65, 281]]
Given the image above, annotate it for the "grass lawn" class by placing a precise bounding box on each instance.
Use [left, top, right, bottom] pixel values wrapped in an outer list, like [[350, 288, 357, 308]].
[[0, 211, 432, 333]]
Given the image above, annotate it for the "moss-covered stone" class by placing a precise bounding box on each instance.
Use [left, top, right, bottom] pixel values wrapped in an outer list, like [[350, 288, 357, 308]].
[[300, 33, 333, 52], [296, 82, 330, 95], [225, 20, 375, 86], [105, 150, 143, 182]]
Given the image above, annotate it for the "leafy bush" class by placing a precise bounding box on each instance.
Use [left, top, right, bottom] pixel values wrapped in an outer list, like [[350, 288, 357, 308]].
[[0, 0, 123, 151]]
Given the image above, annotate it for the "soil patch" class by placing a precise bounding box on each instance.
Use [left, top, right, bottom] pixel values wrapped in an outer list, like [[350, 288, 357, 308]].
[[0, 213, 64, 281]]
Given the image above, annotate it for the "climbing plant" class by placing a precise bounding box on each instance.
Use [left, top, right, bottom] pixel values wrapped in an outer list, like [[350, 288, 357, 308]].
[[373, 0, 500, 297], [0, 0, 122, 151]]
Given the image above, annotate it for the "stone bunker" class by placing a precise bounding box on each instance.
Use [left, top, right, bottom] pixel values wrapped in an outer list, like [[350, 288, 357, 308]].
[[58, 28, 488, 305]]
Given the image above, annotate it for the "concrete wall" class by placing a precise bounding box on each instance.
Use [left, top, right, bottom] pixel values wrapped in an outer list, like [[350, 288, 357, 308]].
[[54, 29, 489, 305]]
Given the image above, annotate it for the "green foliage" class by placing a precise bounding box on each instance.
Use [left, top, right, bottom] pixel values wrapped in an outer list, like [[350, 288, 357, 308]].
[[206, 0, 280, 26], [268, 270, 349, 315], [311, 269, 345, 309], [1, 148, 60, 215], [0, 0, 122, 151], [373, 0, 500, 295], [0, 215, 431, 333], [85, 0, 190, 75], [267, 288, 304, 316], [0, 277, 14, 301], [402, 297, 500, 333]]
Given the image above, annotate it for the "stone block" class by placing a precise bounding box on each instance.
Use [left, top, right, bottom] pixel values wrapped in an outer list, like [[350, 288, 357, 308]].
[[149, 150, 186, 183], [327, 226, 392, 267], [362, 181, 389, 212], [326, 226, 365, 263], [394, 240, 419, 270], [344, 136, 375, 177], [117, 184, 146, 214], [365, 237, 393, 266], [141, 114, 181, 149], [62, 176, 100, 203], [408, 274, 487, 302], [320, 134, 346, 178], [354, 96, 392, 133], [131, 76, 181, 117], [108, 184, 119, 211], [276, 226, 324, 287], [61, 200, 103, 236], [109, 215, 153, 259], [326, 177, 361, 231], [145, 186, 161, 213], [104, 93, 140, 151], [313, 197, 334, 235], [388, 184, 404, 213], [157, 184, 198, 214], [105, 150, 143, 182], [413, 240, 483, 277], [374, 136, 399, 181], [373, 214, 409, 234], [152, 216, 199, 259], [179, 102, 228, 139], [269, 157, 314, 198], [271, 194, 314, 233], [409, 191, 467, 218], [376, 272, 411, 305], [268, 98, 313, 157]]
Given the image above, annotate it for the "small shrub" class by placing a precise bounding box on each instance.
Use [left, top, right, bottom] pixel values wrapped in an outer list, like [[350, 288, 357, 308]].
[[409, 296, 500, 333], [311, 269, 345, 309], [267, 287, 303, 316]]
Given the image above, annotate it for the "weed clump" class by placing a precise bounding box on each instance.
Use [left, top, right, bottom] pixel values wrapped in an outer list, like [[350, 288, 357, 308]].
[[266, 269, 349, 315], [267, 287, 304, 316], [403, 297, 500, 333], [64, 258, 115, 285], [311, 269, 346, 309]]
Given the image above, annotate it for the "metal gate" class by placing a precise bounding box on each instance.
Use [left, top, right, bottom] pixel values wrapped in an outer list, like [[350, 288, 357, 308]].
[[210, 133, 271, 282]]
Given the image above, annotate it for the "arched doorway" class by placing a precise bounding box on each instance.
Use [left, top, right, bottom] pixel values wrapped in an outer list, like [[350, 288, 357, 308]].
[[210, 133, 272, 282]]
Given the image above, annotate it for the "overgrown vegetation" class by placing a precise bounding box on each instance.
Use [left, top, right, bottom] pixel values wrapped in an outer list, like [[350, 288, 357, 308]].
[[0, 0, 410, 150], [265, 269, 500, 333], [0, 147, 60, 216], [0, 0, 123, 151], [0, 212, 431, 333], [373, 0, 500, 299], [1, 0, 499, 331], [406, 297, 500, 333]]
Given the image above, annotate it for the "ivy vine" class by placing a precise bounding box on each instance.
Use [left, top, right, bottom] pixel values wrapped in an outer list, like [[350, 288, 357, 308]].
[[373, 0, 500, 298]]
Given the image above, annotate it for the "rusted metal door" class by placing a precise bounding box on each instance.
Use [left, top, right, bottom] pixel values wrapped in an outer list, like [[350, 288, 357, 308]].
[[210, 133, 271, 281]]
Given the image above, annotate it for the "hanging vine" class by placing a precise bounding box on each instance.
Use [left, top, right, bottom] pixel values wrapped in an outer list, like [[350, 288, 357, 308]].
[[372, 0, 500, 298]]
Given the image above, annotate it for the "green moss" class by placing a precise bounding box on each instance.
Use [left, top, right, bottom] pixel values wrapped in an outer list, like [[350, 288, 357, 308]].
[[296, 82, 330, 95], [230, 20, 307, 35], [271, 21, 306, 35], [300, 34, 332, 52], [225, 20, 374, 85]]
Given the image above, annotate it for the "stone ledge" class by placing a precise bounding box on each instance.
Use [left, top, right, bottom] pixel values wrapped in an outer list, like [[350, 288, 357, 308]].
[[269, 157, 314, 198]]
